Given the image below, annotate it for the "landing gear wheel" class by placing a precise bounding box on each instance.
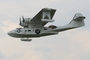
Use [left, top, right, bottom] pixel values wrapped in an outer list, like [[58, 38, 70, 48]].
[[35, 29, 40, 34]]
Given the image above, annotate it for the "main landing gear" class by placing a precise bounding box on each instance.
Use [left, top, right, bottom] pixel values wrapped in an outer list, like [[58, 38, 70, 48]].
[[21, 38, 32, 42], [35, 29, 40, 34]]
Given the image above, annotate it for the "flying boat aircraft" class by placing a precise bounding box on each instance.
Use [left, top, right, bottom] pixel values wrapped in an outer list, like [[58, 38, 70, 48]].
[[8, 8, 86, 42]]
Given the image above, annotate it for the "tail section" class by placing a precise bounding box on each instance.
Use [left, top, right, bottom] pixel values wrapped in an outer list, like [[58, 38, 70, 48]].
[[53, 13, 86, 32], [69, 13, 86, 27]]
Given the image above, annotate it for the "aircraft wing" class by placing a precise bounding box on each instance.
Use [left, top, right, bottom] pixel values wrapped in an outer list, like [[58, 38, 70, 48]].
[[31, 8, 56, 27]]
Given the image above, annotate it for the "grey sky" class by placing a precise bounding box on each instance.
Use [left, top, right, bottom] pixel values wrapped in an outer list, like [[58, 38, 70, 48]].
[[0, 0, 90, 60]]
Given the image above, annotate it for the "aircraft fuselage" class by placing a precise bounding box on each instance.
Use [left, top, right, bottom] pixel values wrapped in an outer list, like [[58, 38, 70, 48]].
[[8, 27, 58, 38]]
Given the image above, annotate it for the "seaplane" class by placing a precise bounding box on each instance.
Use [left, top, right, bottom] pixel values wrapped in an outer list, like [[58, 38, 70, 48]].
[[7, 8, 86, 42]]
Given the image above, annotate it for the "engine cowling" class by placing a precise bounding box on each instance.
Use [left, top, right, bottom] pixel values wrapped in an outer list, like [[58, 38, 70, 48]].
[[24, 18, 31, 23], [19, 17, 31, 27], [20, 22, 28, 27]]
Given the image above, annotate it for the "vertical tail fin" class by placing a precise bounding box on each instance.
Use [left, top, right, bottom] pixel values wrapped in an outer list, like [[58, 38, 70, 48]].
[[69, 13, 86, 27]]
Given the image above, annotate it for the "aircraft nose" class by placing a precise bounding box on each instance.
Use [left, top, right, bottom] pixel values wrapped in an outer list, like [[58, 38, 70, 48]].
[[7, 31, 13, 36], [7, 31, 11, 35]]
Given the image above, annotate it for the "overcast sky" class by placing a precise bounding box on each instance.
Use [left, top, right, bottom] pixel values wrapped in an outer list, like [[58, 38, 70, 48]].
[[0, 0, 90, 60]]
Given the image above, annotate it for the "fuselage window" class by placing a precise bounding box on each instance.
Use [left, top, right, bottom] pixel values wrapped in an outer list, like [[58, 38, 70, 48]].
[[28, 30, 31, 32], [25, 30, 27, 32], [44, 28, 47, 30]]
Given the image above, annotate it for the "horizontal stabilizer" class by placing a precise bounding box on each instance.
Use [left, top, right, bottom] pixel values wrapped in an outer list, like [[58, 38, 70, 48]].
[[73, 13, 85, 21]]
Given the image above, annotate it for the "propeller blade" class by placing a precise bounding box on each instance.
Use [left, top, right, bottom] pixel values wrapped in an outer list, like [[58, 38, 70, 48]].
[[22, 16, 25, 22], [19, 18, 22, 25]]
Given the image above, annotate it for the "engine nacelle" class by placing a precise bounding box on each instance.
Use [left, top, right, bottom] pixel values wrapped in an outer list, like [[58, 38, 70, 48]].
[[20, 22, 28, 27], [19, 18, 32, 27], [24, 18, 31, 23]]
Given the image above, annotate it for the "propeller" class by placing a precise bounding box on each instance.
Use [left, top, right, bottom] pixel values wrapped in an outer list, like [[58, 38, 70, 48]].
[[19, 17, 22, 25], [22, 16, 25, 22]]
